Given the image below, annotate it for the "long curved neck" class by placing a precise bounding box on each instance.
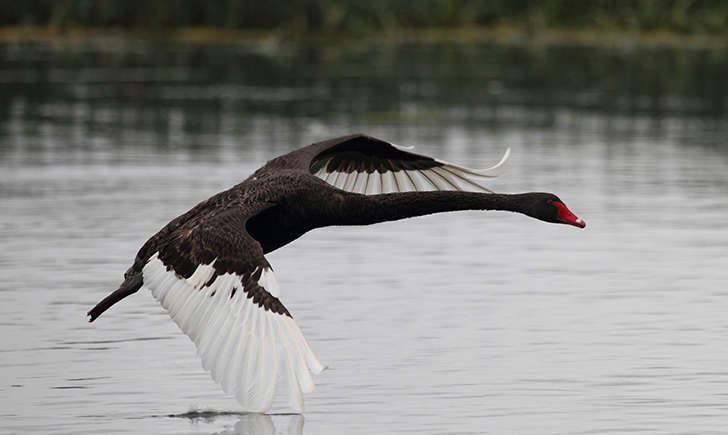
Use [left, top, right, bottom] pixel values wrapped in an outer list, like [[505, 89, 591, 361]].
[[332, 191, 537, 226]]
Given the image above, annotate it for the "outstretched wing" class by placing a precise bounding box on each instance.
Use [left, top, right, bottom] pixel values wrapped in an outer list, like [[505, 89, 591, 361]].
[[142, 207, 325, 413], [300, 134, 509, 194]]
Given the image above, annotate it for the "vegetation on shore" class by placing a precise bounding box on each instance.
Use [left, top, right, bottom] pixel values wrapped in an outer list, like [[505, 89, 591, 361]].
[[2, 0, 728, 44]]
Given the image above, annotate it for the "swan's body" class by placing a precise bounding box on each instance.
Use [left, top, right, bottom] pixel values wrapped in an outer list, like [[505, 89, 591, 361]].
[[88, 134, 585, 413]]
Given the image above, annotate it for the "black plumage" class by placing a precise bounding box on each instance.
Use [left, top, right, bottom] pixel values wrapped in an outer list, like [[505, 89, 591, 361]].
[[86, 133, 585, 412], [90, 132, 585, 321]]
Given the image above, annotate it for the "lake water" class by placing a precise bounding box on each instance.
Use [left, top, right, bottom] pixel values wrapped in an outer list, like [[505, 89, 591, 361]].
[[1, 39, 728, 434]]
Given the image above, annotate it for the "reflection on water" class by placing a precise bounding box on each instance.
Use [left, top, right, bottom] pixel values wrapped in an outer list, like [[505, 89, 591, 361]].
[[169, 412, 303, 435], [1, 40, 728, 434], [2, 40, 728, 166]]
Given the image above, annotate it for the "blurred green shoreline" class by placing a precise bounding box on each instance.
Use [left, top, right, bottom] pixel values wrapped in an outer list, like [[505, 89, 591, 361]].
[[5, 1, 728, 49], [1, 24, 727, 49]]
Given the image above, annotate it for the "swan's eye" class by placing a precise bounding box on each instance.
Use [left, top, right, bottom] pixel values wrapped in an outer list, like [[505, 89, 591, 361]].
[[550, 200, 586, 228]]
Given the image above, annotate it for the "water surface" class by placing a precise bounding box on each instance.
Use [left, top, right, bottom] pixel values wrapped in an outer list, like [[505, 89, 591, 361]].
[[1, 40, 728, 434]]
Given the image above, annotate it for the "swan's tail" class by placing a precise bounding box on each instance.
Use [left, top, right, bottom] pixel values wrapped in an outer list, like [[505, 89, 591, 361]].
[[87, 272, 143, 322]]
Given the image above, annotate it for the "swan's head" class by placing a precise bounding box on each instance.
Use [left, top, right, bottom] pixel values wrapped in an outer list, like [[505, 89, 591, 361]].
[[529, 193, 586, 228]]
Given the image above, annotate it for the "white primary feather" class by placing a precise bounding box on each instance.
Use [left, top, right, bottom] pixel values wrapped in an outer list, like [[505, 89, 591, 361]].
[[142, 253, 325, 413], [314, 147, 510, 195]]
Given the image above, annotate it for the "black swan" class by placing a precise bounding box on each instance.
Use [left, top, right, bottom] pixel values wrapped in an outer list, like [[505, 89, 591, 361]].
[[87, 134, 585, 413]]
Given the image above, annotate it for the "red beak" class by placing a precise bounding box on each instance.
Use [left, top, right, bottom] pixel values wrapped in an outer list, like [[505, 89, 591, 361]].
[[553, 201, 586, 228]]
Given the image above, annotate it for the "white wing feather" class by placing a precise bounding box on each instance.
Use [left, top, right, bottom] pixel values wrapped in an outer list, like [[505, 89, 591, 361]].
[[142, 253, 325, 413], [314, 146, 510, 195]]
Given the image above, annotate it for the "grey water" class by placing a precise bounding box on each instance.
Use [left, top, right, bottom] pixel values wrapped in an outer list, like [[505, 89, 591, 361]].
[[1, 40, 728, 434]]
